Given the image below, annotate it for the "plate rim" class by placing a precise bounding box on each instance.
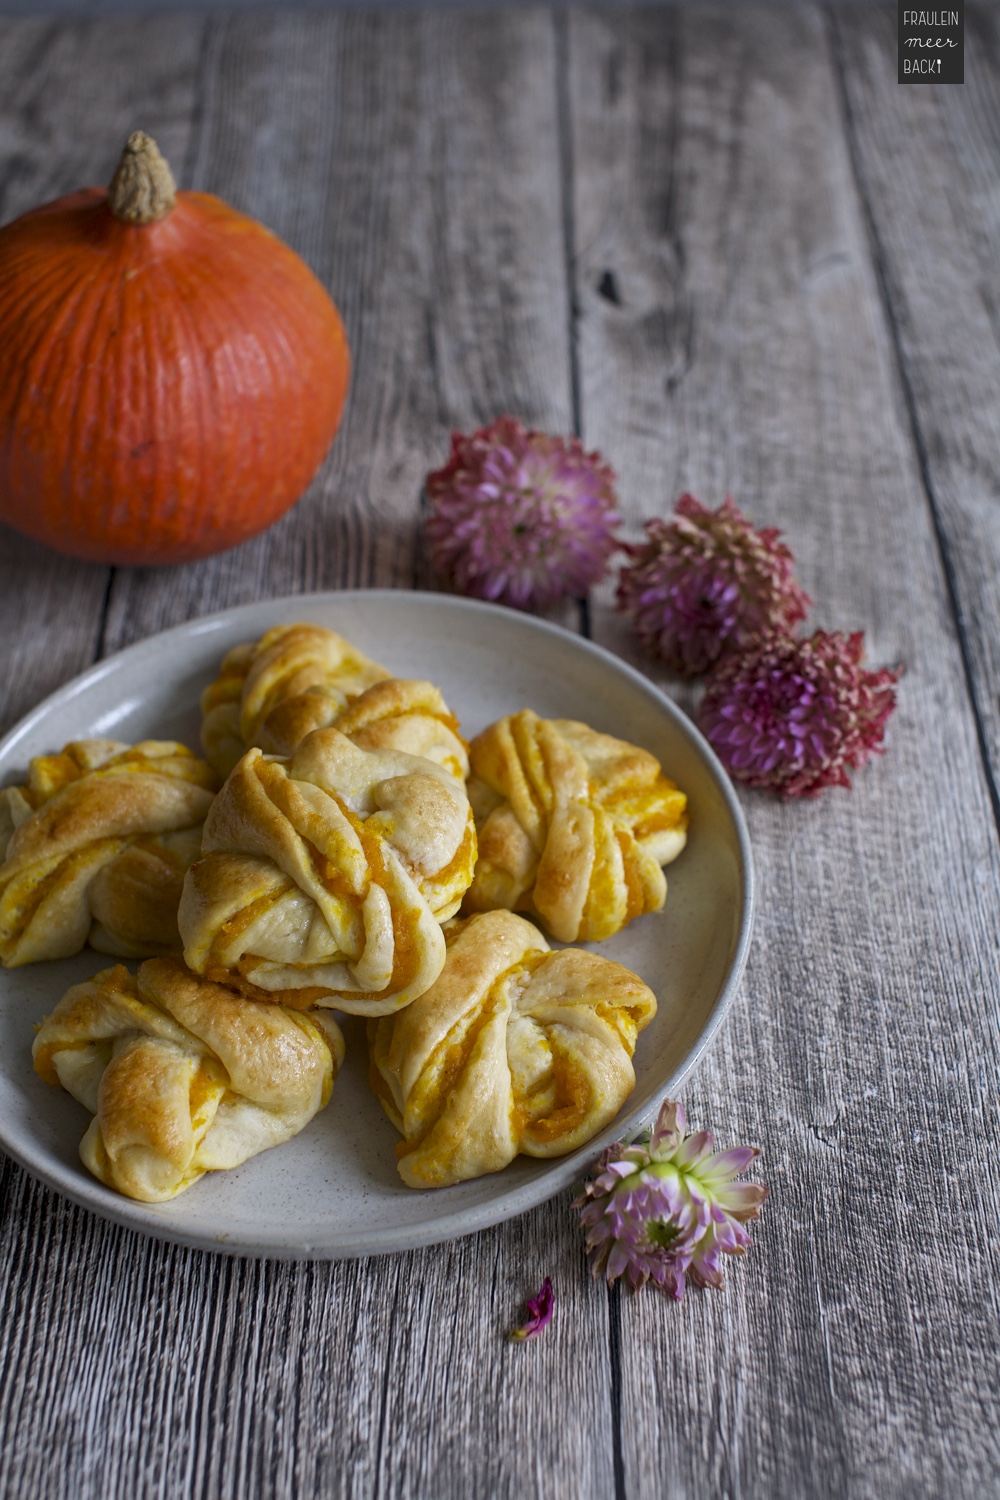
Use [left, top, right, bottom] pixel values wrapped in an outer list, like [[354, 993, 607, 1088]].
[[0, 588, 755, 1261]]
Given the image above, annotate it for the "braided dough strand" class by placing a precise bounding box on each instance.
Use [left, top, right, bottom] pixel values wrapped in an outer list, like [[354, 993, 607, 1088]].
[[464, 711, 688, 942], [260, 677, 469, 782], [369, 911, 656, 1188], [32, 956, 344, 1202], [200, 624, 391, 779], [0, 740, 216, 966], [179, 730, 477, 1015]]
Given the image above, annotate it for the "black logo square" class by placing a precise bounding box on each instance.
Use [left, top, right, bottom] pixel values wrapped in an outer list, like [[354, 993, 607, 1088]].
[[899, 1, 964, 83]]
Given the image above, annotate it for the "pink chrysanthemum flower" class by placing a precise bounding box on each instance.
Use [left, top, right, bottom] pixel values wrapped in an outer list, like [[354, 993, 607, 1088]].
[[699, 629, 901, 799], [616, 495, 811, 675], [424, 416, 621, 611], [574, 1099, 766, 1297], [509, 1277, 554, 1342]]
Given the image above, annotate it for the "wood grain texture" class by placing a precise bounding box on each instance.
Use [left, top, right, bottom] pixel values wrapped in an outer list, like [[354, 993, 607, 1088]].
[[0, 12, 611, 1500], [567, 6, 1000, 1497], [0, 1155, 613, 1500], [100, 6, 575, 647], [2, 6, 1000, 1499], [829, 4, 1000, 806]]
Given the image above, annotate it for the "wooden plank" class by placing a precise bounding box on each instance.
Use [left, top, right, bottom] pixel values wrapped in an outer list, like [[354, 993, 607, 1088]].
[[0, 1161, 613, 1499], [101, 6, 576, 647], [0, 16, 204, 736], [0, 536, 106, 741], [828, 4, 1000, 803], [568, 5, 1000, 1496], [6, 6, 999, 1497], [0, 13, 617, 1500]]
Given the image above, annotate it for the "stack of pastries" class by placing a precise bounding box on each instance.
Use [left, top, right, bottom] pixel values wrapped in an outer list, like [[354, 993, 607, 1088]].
[[3, 621, 689, 1203]]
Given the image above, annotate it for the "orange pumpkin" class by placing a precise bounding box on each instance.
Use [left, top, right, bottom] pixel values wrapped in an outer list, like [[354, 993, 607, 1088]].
[[0, 132, 351, 565]]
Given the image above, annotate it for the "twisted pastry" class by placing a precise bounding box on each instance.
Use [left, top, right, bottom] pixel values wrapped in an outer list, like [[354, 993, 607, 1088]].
[[200, 623, 391, 779], [258, 677, 469, 782], [179, 728, 478, 1015], [0, 740, 216, 966], [33, 956, 343, 1203], [368, 910, 657, 1188], [463, 711, 688, 942]]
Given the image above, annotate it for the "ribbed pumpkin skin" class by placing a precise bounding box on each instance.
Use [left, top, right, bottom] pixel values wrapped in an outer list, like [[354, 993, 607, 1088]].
[[0, 188, 350, 565]]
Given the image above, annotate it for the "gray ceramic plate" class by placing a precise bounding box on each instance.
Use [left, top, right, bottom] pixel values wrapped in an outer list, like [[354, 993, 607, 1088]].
[[0, 591, 752, 1260]]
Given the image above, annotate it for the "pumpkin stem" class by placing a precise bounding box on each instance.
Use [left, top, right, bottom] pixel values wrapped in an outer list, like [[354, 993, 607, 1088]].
[[107, 131, 177, 225]]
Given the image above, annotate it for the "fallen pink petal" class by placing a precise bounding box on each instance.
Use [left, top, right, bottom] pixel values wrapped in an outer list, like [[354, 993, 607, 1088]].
[[509, 1277, 555, 1342]]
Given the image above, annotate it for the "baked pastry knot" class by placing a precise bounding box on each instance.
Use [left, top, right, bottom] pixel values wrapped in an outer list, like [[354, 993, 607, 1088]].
[[257, 677, 469, 782], [179, 729, 478, 1015], [201, 622, 392, 779], [463, 710, 688, 942], [0, 739, 216, 967], [33, 957, 343, 1203], [368, 910, 656, 1188]]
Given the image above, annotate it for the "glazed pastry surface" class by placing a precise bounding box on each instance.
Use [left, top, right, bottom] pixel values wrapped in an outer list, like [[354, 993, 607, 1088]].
[[463, 710, 688, 942], [368, 910, 657, 1188], [32, 956, 344, 1203], [0, 740, 216, 966], [179, 728, 477, 1015], [200, 623, 391, 779], [258, 677, 469, 782]]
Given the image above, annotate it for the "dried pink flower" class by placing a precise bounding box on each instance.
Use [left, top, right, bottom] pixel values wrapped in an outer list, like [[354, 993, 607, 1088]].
[[616, 495, 811, 675], [575, 1100, 766, 1297], [424, 416, 621, 611], [699, 628, 901, 799], [509, 1277, 554, 1342]]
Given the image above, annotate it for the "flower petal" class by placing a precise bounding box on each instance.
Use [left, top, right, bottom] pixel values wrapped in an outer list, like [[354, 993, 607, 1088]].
[[575, 1100, 767, 1299], [509, 1277, 554, 1341]]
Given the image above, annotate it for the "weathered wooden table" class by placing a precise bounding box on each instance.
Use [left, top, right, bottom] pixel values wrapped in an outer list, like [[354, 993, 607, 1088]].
[[1, 5, 998, 1496]]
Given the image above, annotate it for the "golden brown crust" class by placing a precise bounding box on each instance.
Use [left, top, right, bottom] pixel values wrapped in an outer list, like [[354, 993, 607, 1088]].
[[179, 730, 477, 1016], [87, 827, 204, 956], [463, 711, 688, 942], [200, 623, 391, 779], [32, 956, 343, 1203], [368, 910, 657, 1188], [263, 677, 470, 782], [200, 625, 470, 786], [0, 741, 215, 967]]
